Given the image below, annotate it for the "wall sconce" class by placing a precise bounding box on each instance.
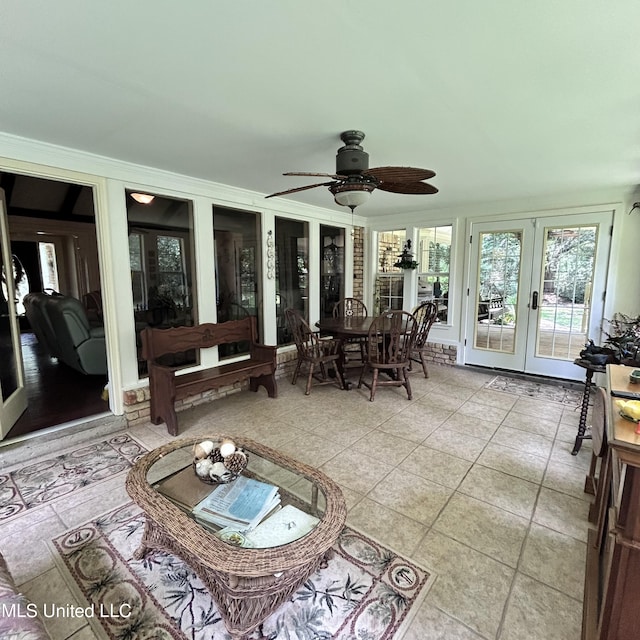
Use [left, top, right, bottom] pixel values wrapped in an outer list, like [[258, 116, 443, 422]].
[[266, 230, 275, 279]]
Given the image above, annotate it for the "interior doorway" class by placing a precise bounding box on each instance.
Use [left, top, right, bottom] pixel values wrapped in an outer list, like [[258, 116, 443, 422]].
[[0, 171, 109, 440]]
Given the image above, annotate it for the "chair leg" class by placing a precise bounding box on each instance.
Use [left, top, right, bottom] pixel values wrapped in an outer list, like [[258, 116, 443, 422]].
[[305, 363, 315, 395], [357, 363, 368, 389], [291, 358, 303, 385], [420, 352, 429, 378], [403, 367, 413, 400], [369, 369, 379, 401], [333, 360, 345, 390]]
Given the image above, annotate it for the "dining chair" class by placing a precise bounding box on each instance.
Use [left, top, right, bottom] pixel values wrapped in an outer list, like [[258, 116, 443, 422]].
[[332, 298, 368, 364], [358, 310, 418, 401], [409, 301, 439, 377], [285, 308, 345, 395], [332, 298, 368, 319]]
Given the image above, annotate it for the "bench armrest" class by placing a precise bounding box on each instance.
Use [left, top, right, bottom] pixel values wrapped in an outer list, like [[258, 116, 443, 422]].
[[251, 343, 278, 362], [148, 362, 179, 376]]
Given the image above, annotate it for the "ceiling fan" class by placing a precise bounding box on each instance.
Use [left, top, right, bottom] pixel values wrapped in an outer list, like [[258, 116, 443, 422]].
[[265, 130, 438, 211]]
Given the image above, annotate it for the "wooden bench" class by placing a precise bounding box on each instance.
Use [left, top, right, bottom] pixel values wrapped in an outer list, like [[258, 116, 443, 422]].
[[141, 317, 278, 436], [477, 296, 505, 322]]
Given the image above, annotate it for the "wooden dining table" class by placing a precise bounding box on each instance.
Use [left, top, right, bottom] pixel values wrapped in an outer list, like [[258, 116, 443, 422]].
[[316, 316, 376, 340]]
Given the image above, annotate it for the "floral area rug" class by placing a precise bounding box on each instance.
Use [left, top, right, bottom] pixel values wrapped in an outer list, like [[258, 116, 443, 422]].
[[0, 435, 145, 521], [486, 375, 583, 405], [49, 503, 435, 640]]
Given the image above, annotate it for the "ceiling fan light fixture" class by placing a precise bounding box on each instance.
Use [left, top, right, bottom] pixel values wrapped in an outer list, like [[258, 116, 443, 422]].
[[331, 183, 374, 210], [130, 192, 155, 205], [265, 130, 437, 208]]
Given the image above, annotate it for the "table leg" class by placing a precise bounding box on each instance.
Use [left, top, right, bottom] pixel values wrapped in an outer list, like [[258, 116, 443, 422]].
[[572, 368, 594, 455], [336, 339, 352, 390]]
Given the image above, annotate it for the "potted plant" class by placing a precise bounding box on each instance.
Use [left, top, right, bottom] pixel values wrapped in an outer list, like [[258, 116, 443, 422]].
[[603, 312, 640, 367]]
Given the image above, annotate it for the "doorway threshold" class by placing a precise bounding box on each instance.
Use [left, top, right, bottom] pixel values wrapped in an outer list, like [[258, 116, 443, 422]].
[[461, 364, 584, 391], [0, 412, 125, 450]]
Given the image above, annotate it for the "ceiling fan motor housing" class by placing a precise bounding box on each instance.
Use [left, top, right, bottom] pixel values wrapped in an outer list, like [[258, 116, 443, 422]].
[[336, 129, 369, 175]]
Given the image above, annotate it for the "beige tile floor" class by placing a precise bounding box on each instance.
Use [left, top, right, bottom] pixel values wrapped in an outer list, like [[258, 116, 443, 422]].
[[0, 364, 592, 640]]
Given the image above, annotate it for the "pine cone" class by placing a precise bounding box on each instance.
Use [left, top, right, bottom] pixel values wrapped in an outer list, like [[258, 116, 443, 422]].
[[210, 448, 224, 464], [223, 450, 247, 474]]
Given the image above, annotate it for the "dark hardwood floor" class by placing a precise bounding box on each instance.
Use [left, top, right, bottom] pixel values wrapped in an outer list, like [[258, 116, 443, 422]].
[[5, 332, 109, 440]]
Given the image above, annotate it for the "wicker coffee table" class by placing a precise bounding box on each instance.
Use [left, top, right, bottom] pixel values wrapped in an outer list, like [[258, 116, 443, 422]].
[[125, 436, 347, 639]]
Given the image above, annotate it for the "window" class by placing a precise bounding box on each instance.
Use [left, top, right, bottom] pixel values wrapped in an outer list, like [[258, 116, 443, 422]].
[[126, 190, 196, 376], [374, 229, 404, 314], [275, 217, 309, 345], [320, 225, 345, 318], [38, 242, 59, 293], [213, 206, 261, 358], [417, 225, 452, 323], [128, 233, 146, 308], [156, 235, 188, 308]]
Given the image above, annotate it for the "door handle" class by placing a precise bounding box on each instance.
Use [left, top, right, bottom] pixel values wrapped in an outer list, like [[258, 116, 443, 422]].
[[532, 291, 539, 310]]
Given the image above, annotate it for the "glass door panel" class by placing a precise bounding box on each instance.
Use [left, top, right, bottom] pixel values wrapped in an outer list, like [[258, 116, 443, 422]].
[[466, 220, 534, 371], [535, 225, 596, 360], [473, 230, 522, 354], [524, 213, 610, 378]]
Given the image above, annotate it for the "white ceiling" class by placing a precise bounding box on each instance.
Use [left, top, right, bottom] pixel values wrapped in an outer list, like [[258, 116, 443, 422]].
[[1, 1, 639, 218]]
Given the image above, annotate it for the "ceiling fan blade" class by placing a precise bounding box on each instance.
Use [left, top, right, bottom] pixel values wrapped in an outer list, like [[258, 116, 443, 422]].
[[283, 171, 342, 179], [265, 181, 337, 198], [366, 166, 436, 182], [377, 181, 439, 195]]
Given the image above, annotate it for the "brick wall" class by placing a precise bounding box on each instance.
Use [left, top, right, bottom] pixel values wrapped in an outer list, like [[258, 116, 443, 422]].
[[353, 227, 364, 300], [420, 341, 457, 367]]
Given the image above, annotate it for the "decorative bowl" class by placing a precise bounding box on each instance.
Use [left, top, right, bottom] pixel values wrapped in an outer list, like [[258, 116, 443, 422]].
[[218, 530, 250, 547], [629, 369, 640, 385], [192, 439, 248, 484]]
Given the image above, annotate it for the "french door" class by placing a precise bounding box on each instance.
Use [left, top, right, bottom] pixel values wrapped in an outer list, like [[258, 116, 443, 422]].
[[464, 212, 612, 380], [0, 188, 27, 439]]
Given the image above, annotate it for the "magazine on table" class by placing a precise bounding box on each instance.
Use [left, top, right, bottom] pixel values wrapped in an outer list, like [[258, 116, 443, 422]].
[[245, 504, 319, 547], [217, 505, 320, 548], [192, 475, 280, 531]]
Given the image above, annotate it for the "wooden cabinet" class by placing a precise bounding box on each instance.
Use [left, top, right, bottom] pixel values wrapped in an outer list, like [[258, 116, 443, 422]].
[[583, 365, 640, 640]]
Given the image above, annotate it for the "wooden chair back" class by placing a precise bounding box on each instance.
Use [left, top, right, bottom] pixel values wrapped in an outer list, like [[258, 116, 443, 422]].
[[285, 308, 313, 352], [332, 298, 368, 319], [413, 301, 439, 348], [366, 310, 417, 366]]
